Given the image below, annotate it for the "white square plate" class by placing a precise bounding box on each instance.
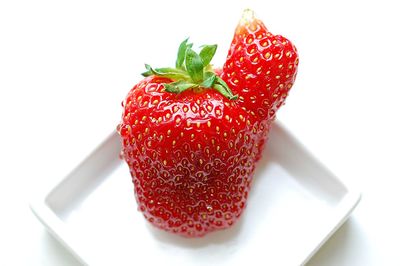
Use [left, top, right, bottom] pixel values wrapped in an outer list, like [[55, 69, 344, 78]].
[[30, 121, 360, 266]]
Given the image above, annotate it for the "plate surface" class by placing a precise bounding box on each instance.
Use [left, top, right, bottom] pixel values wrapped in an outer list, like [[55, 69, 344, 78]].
[[31, 122, 360, 266]]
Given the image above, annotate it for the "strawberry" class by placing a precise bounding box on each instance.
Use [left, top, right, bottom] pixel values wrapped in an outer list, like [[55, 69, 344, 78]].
[[222, 9, 299, 121], [118, 9, 298, 237], [221, 9, 299, 160]]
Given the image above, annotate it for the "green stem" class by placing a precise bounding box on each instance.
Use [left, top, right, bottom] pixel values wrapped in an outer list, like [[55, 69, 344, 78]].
[[142, 39, 237, 100]]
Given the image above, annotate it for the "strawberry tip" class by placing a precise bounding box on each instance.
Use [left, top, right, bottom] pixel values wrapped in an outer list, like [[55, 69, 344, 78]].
[[241, 8, 255, 24]]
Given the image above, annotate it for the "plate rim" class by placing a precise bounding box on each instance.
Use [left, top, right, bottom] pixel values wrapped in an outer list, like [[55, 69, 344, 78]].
[[30, 120, 361, 266]]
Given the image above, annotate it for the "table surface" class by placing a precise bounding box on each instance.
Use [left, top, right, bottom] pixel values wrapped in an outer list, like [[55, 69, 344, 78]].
[[1, 0, 399, 265]]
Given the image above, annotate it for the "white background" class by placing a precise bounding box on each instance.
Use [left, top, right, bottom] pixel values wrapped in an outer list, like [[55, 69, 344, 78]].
[[1, 0, 399, 265]]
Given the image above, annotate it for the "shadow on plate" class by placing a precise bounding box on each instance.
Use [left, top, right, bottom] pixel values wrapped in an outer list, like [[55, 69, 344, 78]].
[[41, 230, 82, 266], [305, 218, 361, 265]]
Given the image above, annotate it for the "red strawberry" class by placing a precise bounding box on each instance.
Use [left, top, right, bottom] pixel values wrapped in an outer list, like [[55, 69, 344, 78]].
[[221, 9, 299, 159], [118, 10, 298, 237], [222, 9, 299, 121]]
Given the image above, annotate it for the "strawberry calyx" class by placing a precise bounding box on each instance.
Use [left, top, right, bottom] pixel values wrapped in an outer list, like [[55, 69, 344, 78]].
[[142, 38, 238, 100]]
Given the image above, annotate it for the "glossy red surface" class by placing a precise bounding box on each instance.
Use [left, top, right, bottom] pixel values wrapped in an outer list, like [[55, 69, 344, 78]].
[[118, 76, 269, 237], [222, 17, 299, 121], [118, 13, 298, 237]]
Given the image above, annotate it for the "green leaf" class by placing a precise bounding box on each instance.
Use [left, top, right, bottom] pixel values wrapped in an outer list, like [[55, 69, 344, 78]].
[[164, 80, 197, 93], [141, 64, 155, 77], [176, 38, 193, 69], [199, 44, 217, 66], [215, 76, 229, 88], [213, 84, 238, 100], [142, 64, 189, 80], [185, 48, 204, 83], [141, 40, 238, 100], [213, 76, 238, 100], [201, 72, 216, 87]]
